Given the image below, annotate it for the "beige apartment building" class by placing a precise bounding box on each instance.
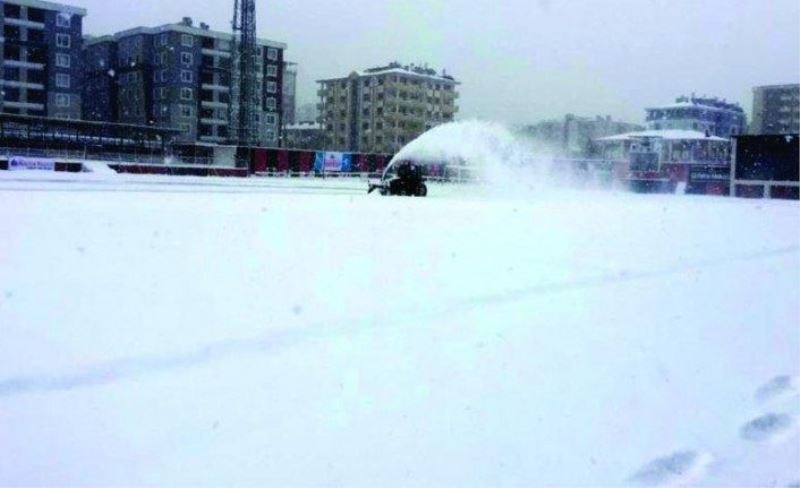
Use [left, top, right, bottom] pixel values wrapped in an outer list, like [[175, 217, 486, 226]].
[[317, 63, 459, 154]]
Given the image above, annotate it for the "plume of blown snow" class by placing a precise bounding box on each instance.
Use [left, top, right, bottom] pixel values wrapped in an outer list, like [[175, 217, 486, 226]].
[[389, 120, 567, 195]]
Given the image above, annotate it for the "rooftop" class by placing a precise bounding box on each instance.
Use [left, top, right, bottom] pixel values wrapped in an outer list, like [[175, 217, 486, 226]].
[[85, 19, 287, 49], [647, 96, 745, 114], [753, 83, 800, 91], [3, 0, 86, 16], [596, 129, 729, 143], [318, 62, 459, 84], [285, 122, 322, 131]]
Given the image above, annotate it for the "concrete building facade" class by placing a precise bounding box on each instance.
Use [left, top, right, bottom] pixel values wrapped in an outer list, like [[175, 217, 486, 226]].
[[646, 95, 747, 138], [83, 18, 286, 146], [318, 62, 459, 154], [750, 84, 800, 135], [1, 0, 86, 119], [282, 61, 296, 127]]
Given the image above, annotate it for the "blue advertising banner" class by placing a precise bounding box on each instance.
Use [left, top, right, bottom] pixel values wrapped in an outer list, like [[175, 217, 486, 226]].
[[314, 152, 325, 172], [9, 156, 55, 171], [315, 152, 353, 172]]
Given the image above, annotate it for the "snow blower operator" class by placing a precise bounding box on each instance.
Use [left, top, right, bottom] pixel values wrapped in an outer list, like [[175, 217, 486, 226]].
[[368, 161, 428, 197]]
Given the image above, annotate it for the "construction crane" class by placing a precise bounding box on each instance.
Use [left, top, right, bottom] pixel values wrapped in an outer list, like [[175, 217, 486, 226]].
[[230, 0, 259, 147]]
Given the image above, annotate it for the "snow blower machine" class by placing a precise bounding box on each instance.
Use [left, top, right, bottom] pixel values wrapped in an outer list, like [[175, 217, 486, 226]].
[[368, 161, 428, 197]]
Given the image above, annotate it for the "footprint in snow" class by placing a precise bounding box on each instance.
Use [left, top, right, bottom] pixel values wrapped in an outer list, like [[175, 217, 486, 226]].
[[755, 375, 799, 404], [627, 450, 712, 487], [739, 413, 796, 443]]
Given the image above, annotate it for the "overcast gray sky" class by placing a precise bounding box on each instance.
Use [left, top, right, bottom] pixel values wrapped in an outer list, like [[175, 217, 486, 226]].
[[76, 0, 799, 125]]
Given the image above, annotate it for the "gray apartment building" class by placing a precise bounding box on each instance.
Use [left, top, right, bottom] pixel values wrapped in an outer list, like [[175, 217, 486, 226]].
[[83, 18, 286, 146], [282, 61, 296, 126], [1, 0, 86, 119], [751, 84, 800, 135], [318, 62, 459, 154]]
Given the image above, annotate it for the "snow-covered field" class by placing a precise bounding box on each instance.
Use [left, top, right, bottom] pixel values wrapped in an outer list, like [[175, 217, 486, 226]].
[[1, 173, 798, 487]]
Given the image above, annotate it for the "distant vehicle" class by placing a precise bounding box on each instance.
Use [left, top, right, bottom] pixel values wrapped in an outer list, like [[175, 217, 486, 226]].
[[368, 161, 428, 197]]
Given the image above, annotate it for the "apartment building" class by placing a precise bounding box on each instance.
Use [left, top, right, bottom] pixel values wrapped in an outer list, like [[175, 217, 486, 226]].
[[318, 62, 459, 153], [1, 0, 86, 119], [282, 61, 296, 126], [751, 84, 800, 135], [83, 17, 286, 146]]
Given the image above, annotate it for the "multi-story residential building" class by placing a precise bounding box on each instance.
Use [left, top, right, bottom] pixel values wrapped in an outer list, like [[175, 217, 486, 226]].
[[295, 102, 318, 125], [318, 62, 459, 154], [750, 84, 800, 135], [1, 0, 86, 119], [522, 115, 643, 157], [284, 121, 324, 150], [83, 17, 286, 146], [282, 61, 296, 127], [645, 95, 747, 138]]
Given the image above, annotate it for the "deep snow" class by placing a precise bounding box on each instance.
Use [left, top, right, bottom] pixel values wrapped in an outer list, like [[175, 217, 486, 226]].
[[0, 174, 798, 487]]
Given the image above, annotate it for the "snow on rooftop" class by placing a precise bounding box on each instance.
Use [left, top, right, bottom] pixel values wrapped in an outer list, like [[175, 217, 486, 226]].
[[358, 67, 458, 82], [647, 101, 744, 113], [285, 122, 321, 131], [597, 129, 730, 143], [319, 66, 459, 84]]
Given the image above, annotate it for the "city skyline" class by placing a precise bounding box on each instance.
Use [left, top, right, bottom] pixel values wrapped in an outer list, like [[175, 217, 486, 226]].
[[27, 0, 800, 125]]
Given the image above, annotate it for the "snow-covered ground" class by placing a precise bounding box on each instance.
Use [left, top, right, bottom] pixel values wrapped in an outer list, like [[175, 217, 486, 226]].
[[1, 173, 798, 487]]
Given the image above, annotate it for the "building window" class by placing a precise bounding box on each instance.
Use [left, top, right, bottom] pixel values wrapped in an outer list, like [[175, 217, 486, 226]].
[[56, 34, 71, 49], [181, 52, 193, 66], [3, 4, 21, 18], [179, 123, 192, 134], [158, 33, 169, 47], [266, 130, 275, 140], [56, 13, 71, 28], [266, 114, 277, 125], [181, 88, 193, 100], [181, 70, 193, 83], [267, 65, 278, 77], [266, 97, 277, 110], [154, 52, 166, 66], [180, 105, 194, 118], [56, 53, 71, 68], [55, 94, 70, 107], [56, 73, 71, 88], [154, 87, 166, 100], [181, 34, 194, 48], [267, 81, 277, 94], [267, 48, 278, 61]]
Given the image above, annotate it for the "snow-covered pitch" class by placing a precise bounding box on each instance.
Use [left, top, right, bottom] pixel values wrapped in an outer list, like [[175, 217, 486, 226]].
[[1, 174, 798, 487]]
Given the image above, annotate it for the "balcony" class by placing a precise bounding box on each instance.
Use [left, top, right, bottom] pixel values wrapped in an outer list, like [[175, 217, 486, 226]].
[[0, 80, 44, 90], [201, 83, 230, 92], [201, 48, 231, 58], [3, 101, 45, 111], [2, 59, 45, 70], [3, 17, 45, 30], [201, 100, 228, 109], [200, 118, 230, 125], [199, 135, 227, 143]]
